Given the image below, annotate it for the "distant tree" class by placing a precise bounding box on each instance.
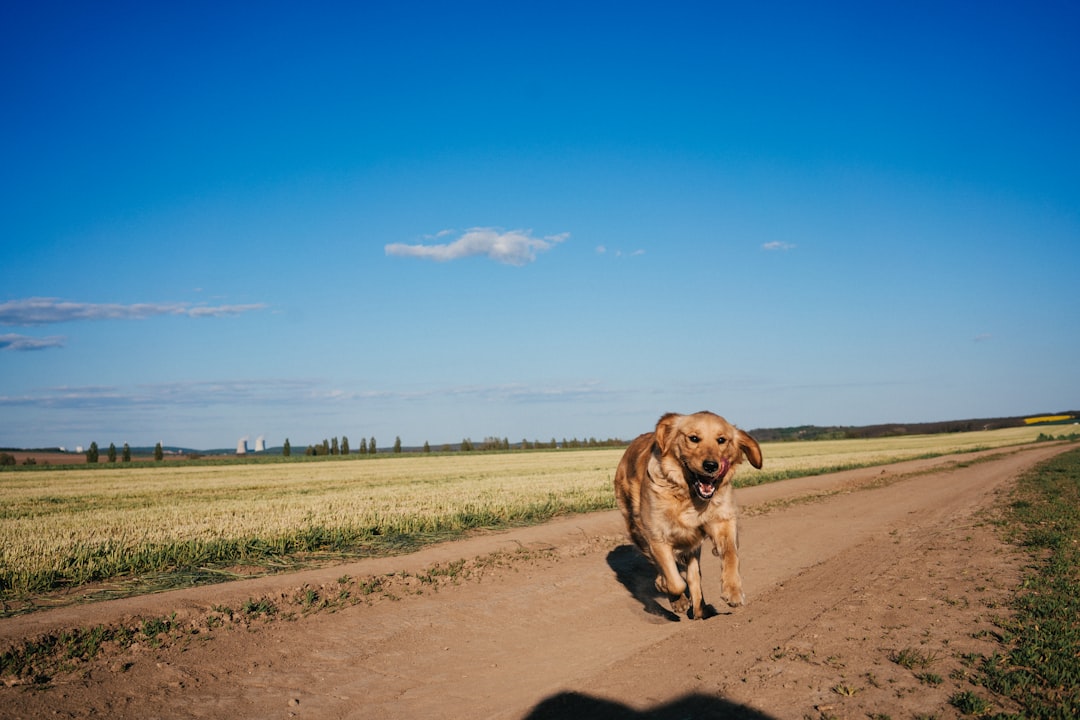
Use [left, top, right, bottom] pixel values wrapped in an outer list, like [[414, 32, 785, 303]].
[[331, 437, 339, 455], [423, 441, 431, 453], [321, 439, 330, 456], [154, 442, 164, 461], [461, 438, 473, 452], [393, 436, 402, 454], [0, 452, 15, 467], [368, 437, 376, 455], [341, 436, 350, 455], [86, 442, 99, 463], [107, 442, 117, 463], [283, 438, 291, 457], [359, 438, 368, 454], [306, 445, 316, 456], [122, 443, 131, 462]]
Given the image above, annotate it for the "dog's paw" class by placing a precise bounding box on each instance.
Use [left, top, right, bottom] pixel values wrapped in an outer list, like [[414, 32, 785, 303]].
[[720, 588, 746, 607], [669, 594, 691, 615]]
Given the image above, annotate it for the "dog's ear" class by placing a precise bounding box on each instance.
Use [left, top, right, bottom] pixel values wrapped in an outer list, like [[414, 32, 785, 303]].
[[737, 430, 763, 469], [653, 413, 681, 455]]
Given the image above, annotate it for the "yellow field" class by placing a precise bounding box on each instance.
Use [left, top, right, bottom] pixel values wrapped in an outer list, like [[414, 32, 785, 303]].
[[1024, 414, 1075, 424], [0, 425, 1061, 598]]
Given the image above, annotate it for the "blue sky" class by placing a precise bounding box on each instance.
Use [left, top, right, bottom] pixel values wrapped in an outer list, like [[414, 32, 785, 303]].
[[2, 1, 1078, 450]]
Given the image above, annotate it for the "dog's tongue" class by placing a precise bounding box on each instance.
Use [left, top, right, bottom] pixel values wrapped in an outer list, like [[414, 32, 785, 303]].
[[697, 479, 716, 498]]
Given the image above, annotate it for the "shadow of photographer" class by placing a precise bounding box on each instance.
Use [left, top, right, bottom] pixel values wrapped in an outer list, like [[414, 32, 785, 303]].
[[522, 690, 778, 720]]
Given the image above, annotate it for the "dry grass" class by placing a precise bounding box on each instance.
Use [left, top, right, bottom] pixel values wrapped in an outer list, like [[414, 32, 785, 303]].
[[736, 425, 1052, 485]]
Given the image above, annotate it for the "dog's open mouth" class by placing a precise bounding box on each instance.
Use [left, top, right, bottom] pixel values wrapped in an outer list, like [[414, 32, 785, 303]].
[[690, 458, 730, 501], [692, 476, 718, 500]]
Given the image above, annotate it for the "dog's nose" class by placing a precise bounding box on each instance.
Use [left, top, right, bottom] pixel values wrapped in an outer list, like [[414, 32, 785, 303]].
[[702, 460, 719, 474]]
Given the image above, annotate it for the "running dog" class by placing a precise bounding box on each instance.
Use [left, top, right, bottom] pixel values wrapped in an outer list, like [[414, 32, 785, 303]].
[[614, 411, 762, 619]]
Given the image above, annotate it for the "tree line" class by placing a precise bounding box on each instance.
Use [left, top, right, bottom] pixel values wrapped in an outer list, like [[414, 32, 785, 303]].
[[49, 434, 627, 466], [81, 441, 165, 463], [284, 434, 627, 456]]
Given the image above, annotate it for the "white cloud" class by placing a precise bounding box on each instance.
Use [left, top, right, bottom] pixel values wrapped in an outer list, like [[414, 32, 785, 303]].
[[0, 333, 65, 351], [762, 241, 796, 251], [764, 240, 799, 252], [385, 227, 569, 266], [0, 298, 267, 326]]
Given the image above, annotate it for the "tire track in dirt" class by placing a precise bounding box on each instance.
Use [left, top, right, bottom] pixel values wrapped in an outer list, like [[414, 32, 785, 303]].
[[1, 443, 1071, 719]]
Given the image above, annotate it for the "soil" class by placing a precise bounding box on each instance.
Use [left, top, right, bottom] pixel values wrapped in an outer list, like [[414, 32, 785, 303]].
[[1, 443, 1071, 720]]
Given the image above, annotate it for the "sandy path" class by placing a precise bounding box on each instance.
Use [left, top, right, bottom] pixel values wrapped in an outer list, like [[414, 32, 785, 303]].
[[2, 443, 1071, 719]]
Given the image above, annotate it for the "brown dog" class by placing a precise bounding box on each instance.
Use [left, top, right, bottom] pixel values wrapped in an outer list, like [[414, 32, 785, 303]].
[[614, 411, 762, 619]]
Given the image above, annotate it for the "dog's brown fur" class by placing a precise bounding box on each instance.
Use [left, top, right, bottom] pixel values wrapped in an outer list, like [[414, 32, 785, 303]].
[[614, 411, 763, 619]]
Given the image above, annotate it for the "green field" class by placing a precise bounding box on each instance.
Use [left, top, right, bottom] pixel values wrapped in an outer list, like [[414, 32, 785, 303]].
[[0, 425, 1066, 606], [972, 447, 1080, 718]]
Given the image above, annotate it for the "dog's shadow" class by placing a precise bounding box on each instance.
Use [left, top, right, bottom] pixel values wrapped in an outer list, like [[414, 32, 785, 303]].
[[606, 544, 722, 621]]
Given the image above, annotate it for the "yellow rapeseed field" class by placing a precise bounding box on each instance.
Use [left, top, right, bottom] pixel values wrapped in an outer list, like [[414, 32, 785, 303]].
[[1023, 414, 1074, 424], [0, 425, 1059, 597]]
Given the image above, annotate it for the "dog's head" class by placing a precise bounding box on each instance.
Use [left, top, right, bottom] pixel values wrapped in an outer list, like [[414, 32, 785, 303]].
[[654, 411, 763, 501]]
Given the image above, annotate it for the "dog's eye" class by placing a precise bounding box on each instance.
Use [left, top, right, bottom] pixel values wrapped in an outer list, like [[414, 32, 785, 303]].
[[688, 435, 701, 443], [717, 437, 727, 445]]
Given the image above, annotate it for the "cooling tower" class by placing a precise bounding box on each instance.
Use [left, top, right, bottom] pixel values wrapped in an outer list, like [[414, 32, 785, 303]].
[[236, 436, 249, 455], [254, 435, 266, 452]]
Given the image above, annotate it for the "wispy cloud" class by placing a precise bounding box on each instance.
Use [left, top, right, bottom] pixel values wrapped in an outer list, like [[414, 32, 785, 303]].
[[385, 227, 569, 266], [762, 241, 796, 251], [0, 379, 613, 410], [0, 298, 267, 326], [0, 379, 320, 410], [0, 333, 66, 352], [972, 333, 993, 343], [596, 246, 644, 258]]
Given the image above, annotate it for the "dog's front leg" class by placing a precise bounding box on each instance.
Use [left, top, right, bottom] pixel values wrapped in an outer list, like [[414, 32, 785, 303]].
[[709, 519, 745, 606], [650, 543, 690, 615], [684, 546, 706, 619]]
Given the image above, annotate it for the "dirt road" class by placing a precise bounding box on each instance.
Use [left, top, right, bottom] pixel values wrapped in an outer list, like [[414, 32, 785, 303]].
[[2, 443, 1070, 719]]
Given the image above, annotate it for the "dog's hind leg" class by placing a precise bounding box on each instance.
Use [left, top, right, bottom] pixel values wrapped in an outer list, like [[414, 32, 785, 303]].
[[650, 543, 690, 615]]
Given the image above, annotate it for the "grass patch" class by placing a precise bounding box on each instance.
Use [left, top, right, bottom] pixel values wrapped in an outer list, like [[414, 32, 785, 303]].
[[949, 689, 993, 715], [973, 447, 1080, 718], [889, 646, 940, 671]]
